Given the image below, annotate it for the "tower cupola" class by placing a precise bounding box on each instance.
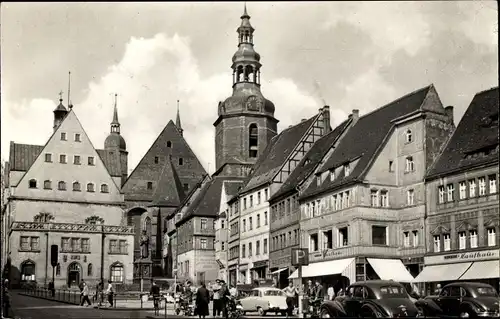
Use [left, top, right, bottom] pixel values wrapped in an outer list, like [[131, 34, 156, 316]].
[[53, 91, 68, 131], [104, 94, 126, 150]]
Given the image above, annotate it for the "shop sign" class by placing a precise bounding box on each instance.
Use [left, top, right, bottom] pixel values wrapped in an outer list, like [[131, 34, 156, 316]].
[[311, 249, 343, 261], [253, 260, 268, 268], [425, 249, 499, 265]]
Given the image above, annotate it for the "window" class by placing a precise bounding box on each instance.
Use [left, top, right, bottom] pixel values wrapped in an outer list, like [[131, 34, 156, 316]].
[[20, 261, 36, 281], [407, 189, 414, 205], [459, 181, 467, 200], [344, 164, 351, 176], [221, 221, 225, 229], [249, 217, 253, 230], [459, 231, 466, 250], [250, 195, 253, 207], [73, 155, 81, 165], [88, 156, 95, 166], [242, 219, 246, 232], [264, 212, 268, 225], [310, 233, 319, 252], [443, 234, 451, 251], [100, 184, 109, 193], [20, 236, 30, 250], [243, 198, 247, 209], [370, 190, 379, 207], [344, 191, 350, 208], [241, 244, 246, 258], [469, 230, 478, 248], [167, 141, 172, 148], [87, 183, 95, 192], [71, 238, 81, 252], [405, 156, 414, 172], [372, 226, 388, 245], [405, 129, 412, 143], [29, 237, 40, 251], [338, 227, 348, 246], [179, 158, 183, 165], [62, 238, 70, 251], [257, 191, 261, 204], [56, 264, 61, 276], [154, 156, 159, 164], [264, 189, 268, 200], [257, 214, 261, 228], [201, 218, 207, 230], [59, 154, 67, 164], [58, 181, 66, 191], [316, 176, 321, 187], [183, 183, 189, 191], [147, 182, 153, 190], [389, 161, 394, 172], [43, 180, 52, 189], [412, 230, 419, 247], [469, 179, 476, 197], [110, 263, 124, 282], [323, 230, 333, 249], [311, 202, 316, 217], [403, 232, 410, 247], [446, 184, 455, 202], [487, 228, 496, 247], [479, 177, 486, 195], [60, 132, 67, 141], [433, 235, 441, 252], [263, 238, 268, 253], [380, 190, 388, 207], [81, 238, 90, 252], [75, 133, 81, 142], [45, 153, 52, 162], [330, 170, 335, 181], [332, 195, 337, 210], [249, 124, 258, 158], [87, 264, 93, 276], [256, 240, 260, 255], [248, 242, 252, 256], [438, 186, 445, 203], [29, 179, 37, 188], [221, 242, 225, 251], [489, 175, 497, 194], [109, 239, 118, 253], [201, 238, 207, 249], [73, 181, 81, 191]]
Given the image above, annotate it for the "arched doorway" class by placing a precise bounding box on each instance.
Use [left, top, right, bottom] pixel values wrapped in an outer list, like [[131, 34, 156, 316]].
[[67, 262, 82, 288], [20, 260, 36, 282]]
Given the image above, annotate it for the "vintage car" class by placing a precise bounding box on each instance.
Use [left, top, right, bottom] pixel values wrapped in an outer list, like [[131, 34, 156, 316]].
[[415, 282, 500, 318], [319, 280, 421, 318], [239, 287, 288, 316]]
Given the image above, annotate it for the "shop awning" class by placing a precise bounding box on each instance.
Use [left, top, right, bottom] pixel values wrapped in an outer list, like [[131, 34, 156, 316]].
[[288, 258, 355, 279], [412, 262, 472, 282], [367, 258, 415, 283], [459, 260, 500, 280], [271, 268, 288, 275]]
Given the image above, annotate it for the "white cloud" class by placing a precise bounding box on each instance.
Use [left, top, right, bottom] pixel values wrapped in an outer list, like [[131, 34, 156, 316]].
[[2, 33, 329, 175]]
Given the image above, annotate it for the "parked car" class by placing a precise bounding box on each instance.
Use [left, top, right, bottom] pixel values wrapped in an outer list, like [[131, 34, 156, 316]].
[[239, 287, 288, 316], [319, 280, 421, 318], [415, 282, 500, 318]]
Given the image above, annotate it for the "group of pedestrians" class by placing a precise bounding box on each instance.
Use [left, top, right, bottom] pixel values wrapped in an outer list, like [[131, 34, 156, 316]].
[[79, 279, 114, 308]]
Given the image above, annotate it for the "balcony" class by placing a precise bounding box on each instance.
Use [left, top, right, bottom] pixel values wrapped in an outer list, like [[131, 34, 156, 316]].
[[10, 222, 134, 234]]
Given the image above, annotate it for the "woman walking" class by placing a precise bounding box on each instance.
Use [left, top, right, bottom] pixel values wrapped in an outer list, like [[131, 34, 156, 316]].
[[195, 282, 210, 319]]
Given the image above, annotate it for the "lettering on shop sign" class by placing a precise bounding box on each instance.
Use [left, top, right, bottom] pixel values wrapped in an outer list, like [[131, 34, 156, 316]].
[[444, 251, 498, 261], [313, 249, 342, 260], [71, 255, 80, 260], [425, 249, 500, 265]]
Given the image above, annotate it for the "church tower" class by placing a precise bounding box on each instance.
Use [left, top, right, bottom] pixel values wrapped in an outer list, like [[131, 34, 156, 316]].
[[104, 94, 128, 186], [214, 4, 278, 173]]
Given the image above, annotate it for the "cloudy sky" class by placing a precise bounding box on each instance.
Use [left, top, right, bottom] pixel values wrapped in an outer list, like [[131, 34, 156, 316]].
[[1, 2, 498, 174]]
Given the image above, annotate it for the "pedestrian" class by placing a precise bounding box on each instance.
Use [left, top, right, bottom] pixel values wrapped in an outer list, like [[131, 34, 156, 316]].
[[96, 279, 104, 306], [212, 279, 222, 317], [195, 282, 210, 319], [48, 280, 55, 297], [80, 282, 92, 306], [150, 281, 161, 315], [220, 281, 231, 319], [106, 280, 114, 307], [327, 284, 335, 301], [2, 279, 11, 319], [282, 281, 297, 318]]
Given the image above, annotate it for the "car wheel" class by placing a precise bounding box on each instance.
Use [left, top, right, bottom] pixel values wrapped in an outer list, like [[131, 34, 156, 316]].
[[459, 310, 474, 318], [320, 308, 332, 318], [257, 307, 266, 316]]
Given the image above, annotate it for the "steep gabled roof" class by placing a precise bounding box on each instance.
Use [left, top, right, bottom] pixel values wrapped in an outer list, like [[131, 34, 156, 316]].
[[240, 115, 318, 193], [426, 87, 499, 179], [149, 156, 185, 207], [96, 150, 122, 177], [301, 85, 433, 200], [176, 176, 246, 226], [269, 118, 352, 202]]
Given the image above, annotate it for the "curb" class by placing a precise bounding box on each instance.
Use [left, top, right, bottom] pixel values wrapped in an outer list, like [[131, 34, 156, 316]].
[[96, 306, 156, 311], [18, 293, 79, 306]]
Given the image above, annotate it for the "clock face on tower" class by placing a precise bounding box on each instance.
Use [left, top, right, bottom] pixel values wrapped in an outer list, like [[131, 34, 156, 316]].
[[246, 95, 261, 111]]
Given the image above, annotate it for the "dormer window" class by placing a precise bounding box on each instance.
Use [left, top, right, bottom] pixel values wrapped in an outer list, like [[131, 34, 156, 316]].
[[405, 130, 413, 143], [329, 170, 335, 181], [344, 164, 351, 177], [316, 176, 321, 187]]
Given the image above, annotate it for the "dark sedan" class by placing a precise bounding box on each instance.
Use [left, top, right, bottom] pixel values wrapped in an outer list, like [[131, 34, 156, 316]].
[[415, 282, 500, 318], [319, 280, 421, 318]]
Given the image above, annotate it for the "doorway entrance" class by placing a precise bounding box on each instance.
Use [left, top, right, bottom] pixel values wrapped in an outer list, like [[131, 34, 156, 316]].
[[67, 262, 82, 288]]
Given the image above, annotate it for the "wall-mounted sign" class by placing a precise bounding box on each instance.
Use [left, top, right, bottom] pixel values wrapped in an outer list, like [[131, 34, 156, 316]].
[[291, 248, 309, 266], [425, 249, 499, 265], [310, 249, 343, 261]]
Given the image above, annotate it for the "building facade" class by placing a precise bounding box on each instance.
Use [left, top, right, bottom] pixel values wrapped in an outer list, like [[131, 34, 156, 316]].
[[227, 196, 241, 285], [293, 85, 454, 293], [415, 87, 499, 292], [5, 100, 134, 288]]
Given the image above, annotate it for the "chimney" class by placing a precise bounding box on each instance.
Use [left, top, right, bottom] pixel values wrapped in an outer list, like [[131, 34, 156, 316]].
[[322, 105, 331, 134], [445, 106, 454, 125], [348, 109, 359, 124]]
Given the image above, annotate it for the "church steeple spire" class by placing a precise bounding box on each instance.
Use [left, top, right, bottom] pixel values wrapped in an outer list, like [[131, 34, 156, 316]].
[[111, 93, 120, 134], [176, 99, 183, 136]]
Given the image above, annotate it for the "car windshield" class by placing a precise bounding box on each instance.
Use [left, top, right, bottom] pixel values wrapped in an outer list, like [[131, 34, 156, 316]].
[[475, 287, 498, 297], [264, 290, 284, 296], [379, 286, 408, 298]]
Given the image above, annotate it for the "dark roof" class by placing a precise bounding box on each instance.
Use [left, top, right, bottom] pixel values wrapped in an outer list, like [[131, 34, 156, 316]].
[[149, 157, 185, 207], [96, 149, 122, 177], [8, 142, 44, 171], [301, 85, 433, 200], [426, 87, 499, 178], [167, 174, 210, 218], [122, 120, 207, 202], [241, 115, 318, 193], [224, 180, 244, 197], [269, 118, 352, 202], [176, 176, 246, 226]]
